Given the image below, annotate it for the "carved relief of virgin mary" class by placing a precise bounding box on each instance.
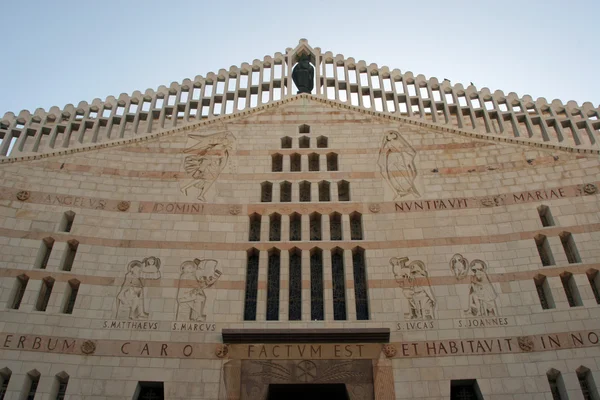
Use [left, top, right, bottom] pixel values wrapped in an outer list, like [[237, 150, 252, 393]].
[[377, 130, 420, 199]]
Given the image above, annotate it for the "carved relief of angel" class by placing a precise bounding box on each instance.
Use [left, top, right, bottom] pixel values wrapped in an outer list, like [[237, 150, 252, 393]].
[[377, 130, 420, 199], [181, 130, 235, 202], [391, 257, 436, 319], [450, 254, 499, 317]]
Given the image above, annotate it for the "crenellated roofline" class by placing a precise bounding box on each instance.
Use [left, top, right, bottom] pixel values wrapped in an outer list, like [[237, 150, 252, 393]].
[[0, 38, 599, 159], [1, 94, 598, 166]]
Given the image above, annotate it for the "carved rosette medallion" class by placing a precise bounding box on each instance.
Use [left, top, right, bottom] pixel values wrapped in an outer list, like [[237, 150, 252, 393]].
[[368, 203, 381, 213], [583, 183, 597, 195], [517, 336, 535, 352], [229, 205, 241, 215], [16, 190, 30, 201], [480, 195, 504, 208], [216, 344, 229, 358], [117, 201, 130, 212], [81, 340, 97, 354], [382, 344, 397, 358]]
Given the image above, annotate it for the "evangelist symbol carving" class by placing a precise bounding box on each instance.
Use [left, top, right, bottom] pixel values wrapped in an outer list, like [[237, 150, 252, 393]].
[[181, 130, 236, 202], [115, 257, 161, 320], [377, 130, 420, 199], [391, 257, 436, 319], [450, 254, 499, 317], [176, 258, 222, 321]]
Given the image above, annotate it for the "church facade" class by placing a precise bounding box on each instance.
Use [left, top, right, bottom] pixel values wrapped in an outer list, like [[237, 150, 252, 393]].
[[0, 40, 599, 400]]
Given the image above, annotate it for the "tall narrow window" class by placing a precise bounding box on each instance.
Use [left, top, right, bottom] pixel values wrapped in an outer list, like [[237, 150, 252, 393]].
[[310, 248, 324, 321], [547, 369, 567, 400], [280, 181, 292, 202], [25, 371, 40, 400], [560, 231, 581, 263], [299, 181, 311, 202], [560, 271, 582, 307], [330, 213, 342, 241], [318, 181, 330, 201], [587, 268, 600, 304], [10, 274, 29, 310], [272, 153, 283, 172], [61, 239, 79, 271], [63, 279, 80, 314], [290, 153, 301, 172], [289, 213, 302, 241], [281, 136, 292, 149], [36, 237, 54, 269], [36, 277, 55, 312], [0, 368, 11, 400], [53, 372, 69, 400], [136, 382, 164, 400], [327, 153, 338, 171], [331, 248, 347, 320], [261, 181, 273, 202], [350, 212, 363, 240], [538, 205, 554, 227], [534, 274, 555, 309], [352, 247, 369, 320], [310, 213, 322, 241], [308, 153, 319, 171], [316, 136, 328, 148], [576, 366, 600, 400], [338, 180, 350, 201], [269, 213, 281, 241], [58, 211, 75, 232], [289, 248, 302, 321], [244, 249, 259, 321], [299, 136, 310, 148], [535, 234, 554, 266], [266, 249, 281, 321], [248, 213, 262, 242], [450, 380, 482, 400], [298, 124, 310, 134]]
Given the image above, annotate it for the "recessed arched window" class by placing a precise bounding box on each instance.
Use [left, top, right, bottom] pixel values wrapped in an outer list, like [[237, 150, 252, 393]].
[[10, 274, 29, 310], [330, 212, 342, 241], [35, 277, 55, 312], [299, 136, 310, 148], [533, 274, 554, 309], [310, 248, 324, 320], [269, 213, 281, 241], [248, 213, 262, 241], [350, 212, 363, 240], [272, 153, 283, 172], [534, 234, 554, 266], [35, 237, 54, 269], [244, 248, 260, 321], [58, 211, 75, 232], [289, 213, 302, 241], [290, 153, 301, 172], [261, 181, 273, 202], [537, 205, 554, 227], [559, 231, 581, 263], [266, 248, 281, 321], [338, 180, 350, 201], [308, 153, 320, 171], [61, 240, 79, 272], [316, 136, 328, 148], [299, 124, 310, 134], [0, 367, 12, 400], [587, 268, 600, 304], [327, 153, 338, 171], [576, 366, 598, 400], [352, 247, 369, 320], [560, 271, 582, 307], [310, 212, 322, 241], [281, 136, 292, 149], [299, 181, 311, 202], [289, 247, 302, 321], [63, 279, 80, 314], [53, 372, 69, 400], [318, 181, 330, 201], [280, 181, 292, 202], [547, 369, 568, 400], [331, 247, 347, 320]]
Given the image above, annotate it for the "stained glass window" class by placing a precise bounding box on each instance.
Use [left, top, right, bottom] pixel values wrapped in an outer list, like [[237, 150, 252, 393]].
[[327, 153, 338, 171], [290, 153, 301, 172], [331, 248, 347, 320], [244, 249, 259, 321], [61, 240, 78, 272], [310, 213, 322, 241], [63, 280, 80, 314], [300, 181, 311, 202], [330, 213, 342, 241], [319, 181, 330, 202], [535, 276, 550, 309], [272, 153, 283, 172], [560, 232, 581, 263], [35, 277, 54, 312], [280, 181, 292, 202], [338, 180, 350, 201], [266, 250, 281, 321], [316, 136, 328, 148], [309, 153, 320, 171], [281, 137, 292, 149], [289, 248, 302, 321], [289, 213, 302, 241], [560, 272, 581, 307], [269, 213, 281, 241], [299, 136, 310, 148], [350, 212, 363, 240], [11, 275, 28, 310], [261, 181, 273, 202], [352, 247, 369, 320], [248, 213, 261, 242], [310, 249, 324, 321], [535, 235, 554, 266]]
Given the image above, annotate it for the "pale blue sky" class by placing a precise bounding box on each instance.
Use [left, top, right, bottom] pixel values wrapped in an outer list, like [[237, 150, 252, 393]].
[[1, 0, 599, 116]]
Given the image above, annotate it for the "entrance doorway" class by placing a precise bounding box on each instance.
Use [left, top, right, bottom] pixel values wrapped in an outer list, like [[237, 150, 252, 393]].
[[268, 384, 349, 400]]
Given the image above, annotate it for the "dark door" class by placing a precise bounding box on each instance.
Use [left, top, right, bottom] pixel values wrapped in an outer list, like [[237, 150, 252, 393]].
[[267, 384, 349, 400]]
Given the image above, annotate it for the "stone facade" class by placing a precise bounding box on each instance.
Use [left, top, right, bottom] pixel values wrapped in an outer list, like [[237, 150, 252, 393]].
[[0, 41, 599, 400]]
